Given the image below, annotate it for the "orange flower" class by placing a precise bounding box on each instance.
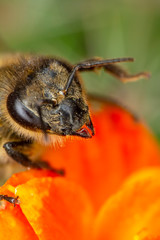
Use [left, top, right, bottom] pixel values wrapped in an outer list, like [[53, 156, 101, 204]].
[[0, 101, 160, 240]]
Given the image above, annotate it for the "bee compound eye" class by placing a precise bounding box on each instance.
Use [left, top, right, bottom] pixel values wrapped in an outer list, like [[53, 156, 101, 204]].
[[7, 91, 51, 131]]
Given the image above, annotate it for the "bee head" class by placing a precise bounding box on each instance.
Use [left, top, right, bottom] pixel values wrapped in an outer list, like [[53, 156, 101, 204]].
[[7, 58, 94, 140]]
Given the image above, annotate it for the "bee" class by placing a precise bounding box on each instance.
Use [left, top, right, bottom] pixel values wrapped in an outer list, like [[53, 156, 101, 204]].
[[0, 54, 149, 204]]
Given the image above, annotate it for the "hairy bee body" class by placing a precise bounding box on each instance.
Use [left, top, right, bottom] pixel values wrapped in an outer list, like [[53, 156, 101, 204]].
[[0, 54, 148, 183], [0, 54, 88, 181]]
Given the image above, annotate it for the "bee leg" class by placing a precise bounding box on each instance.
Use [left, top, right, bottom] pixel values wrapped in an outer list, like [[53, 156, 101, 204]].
[[103, 63, 150, 82], [3, 141, 64, 175], [77, 57, 150, 82], [0, 195, 19, 206]]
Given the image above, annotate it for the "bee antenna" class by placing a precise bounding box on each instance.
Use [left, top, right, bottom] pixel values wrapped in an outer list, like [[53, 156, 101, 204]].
[[63, 57, 134, 94]]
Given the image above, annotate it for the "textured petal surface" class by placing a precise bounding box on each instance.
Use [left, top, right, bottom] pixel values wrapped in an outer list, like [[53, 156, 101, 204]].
[[16, 176, 93, 240], [0, 203, 38, 240], [94, 168, 160, 240], [0, 170, 59, 240], [0, 169, 58, 196]]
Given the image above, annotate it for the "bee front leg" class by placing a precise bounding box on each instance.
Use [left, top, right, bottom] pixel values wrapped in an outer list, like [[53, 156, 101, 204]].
[[3, 141, 64, 175], [103, 63, 150, 83], [77, 57, 149, 82]]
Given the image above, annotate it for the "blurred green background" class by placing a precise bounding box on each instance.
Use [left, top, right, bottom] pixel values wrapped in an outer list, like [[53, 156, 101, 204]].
[[0, 0, 160, 138]]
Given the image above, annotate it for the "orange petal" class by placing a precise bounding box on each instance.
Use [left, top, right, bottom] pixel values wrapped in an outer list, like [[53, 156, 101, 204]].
[[0, 203, 38, 240], [0, 169, 58, 196], [7, 168, 58, 186], [94, 167, 160, 240], [16, 176, 94, 240], [42, 102, 160, 211]]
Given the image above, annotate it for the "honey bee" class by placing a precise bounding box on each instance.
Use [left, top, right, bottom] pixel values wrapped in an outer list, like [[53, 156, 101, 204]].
[[0, 54, 149, 204]]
